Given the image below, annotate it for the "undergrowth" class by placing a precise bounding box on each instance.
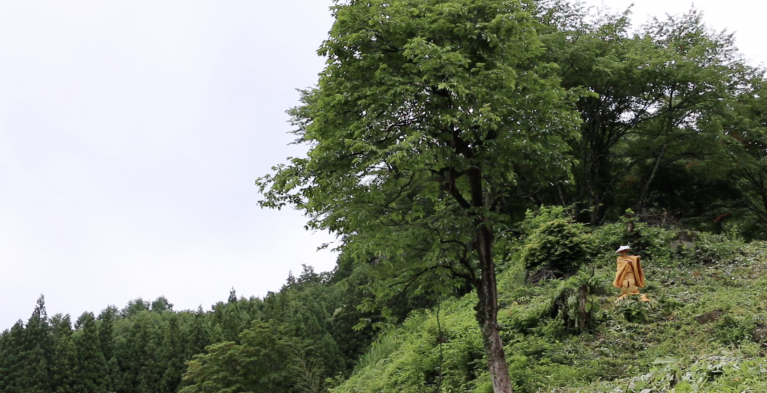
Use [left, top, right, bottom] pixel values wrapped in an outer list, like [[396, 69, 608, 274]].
[[332, 218, 767, 393]]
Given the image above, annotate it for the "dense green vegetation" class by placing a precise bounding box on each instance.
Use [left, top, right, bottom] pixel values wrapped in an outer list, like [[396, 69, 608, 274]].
[[4, 211, 766, 393], [4, 0, 767, 392], [332, 214, 767, 392], [255, 0, 767, 391], [0, 265, 389, 393]]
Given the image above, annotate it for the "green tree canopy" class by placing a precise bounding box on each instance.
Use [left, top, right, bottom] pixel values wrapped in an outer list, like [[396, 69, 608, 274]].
[[258, 0, 582, 391], [539, 3, 758, 225], [180, 321, 300, 393]]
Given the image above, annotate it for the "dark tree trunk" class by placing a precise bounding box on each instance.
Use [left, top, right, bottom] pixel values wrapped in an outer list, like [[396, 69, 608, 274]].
[[475, 224, 513, 393], [466, 164, 513, 393], [635, 142, 668, 214]]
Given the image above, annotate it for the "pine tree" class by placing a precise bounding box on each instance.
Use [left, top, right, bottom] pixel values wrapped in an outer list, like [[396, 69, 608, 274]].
[[18, 295, 53, 393], [0, 329, 10, 393], [219, 289, 244, 343], [50, 314, 78, 393], [158, 315, 185, 393], [106, 357, 122, 393], [227, 288, 237, 304], [185, 306, 210, 360], [120, 298, 150, 318], [74, 313, 107, 393], [96, 306, 117, 392], [150, 296, 173, 313], [220, 304, 242, 343], [0, 321, 24, 393], [97, 306, 116, 361], [121, 313, 161, 393]]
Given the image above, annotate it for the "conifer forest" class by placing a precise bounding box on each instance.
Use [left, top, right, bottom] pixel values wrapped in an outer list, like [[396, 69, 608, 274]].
[[4, 0, 767, 392]]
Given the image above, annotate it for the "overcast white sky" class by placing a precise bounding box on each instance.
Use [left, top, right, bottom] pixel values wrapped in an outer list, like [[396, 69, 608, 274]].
[[0, 0, 764, 330]]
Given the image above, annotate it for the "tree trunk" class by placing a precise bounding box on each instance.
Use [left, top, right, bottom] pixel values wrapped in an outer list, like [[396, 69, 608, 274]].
[[635, 142, 668, 214], [475, 224, 513, 393], [584, 149, 600, 227], [465, 164, 513, 393]]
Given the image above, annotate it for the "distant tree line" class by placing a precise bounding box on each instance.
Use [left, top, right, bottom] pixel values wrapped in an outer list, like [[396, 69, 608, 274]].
[[0, 262, 424, 393]]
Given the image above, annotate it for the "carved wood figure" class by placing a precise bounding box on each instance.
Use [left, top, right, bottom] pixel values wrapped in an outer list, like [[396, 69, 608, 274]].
[[612, 245, 649, 302]]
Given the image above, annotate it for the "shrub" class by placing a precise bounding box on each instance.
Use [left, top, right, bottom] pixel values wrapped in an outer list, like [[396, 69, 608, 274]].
[[592, 209, 678, 265], [715, 315, 759, 346], [614, 295, 651, 323], [556, 272, 611, 332], [520, 206, 597, 276], [500, 271, 609, 336], [696, 231, 746, 264]]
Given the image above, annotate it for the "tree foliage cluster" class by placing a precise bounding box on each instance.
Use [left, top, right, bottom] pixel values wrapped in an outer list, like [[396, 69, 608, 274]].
[[538, 2, 766, 232], [519, 206, 597, 276]]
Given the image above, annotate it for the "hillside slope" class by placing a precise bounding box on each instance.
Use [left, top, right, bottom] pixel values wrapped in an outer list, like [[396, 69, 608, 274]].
[[333, 239, 767, 393]]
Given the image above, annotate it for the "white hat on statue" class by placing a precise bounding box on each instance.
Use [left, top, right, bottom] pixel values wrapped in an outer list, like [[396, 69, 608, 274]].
[[616, 245, 632, 253]]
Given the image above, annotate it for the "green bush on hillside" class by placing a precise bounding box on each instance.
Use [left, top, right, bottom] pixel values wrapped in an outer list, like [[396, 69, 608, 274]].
[[331, 296, 488, 393], [500, 270, 610, 337], [696, 231, 746, 264], [591, 210, 747, 268], [589, 210, 676, 265], [715, 314, 761, 346], [520, 206, 597, 276]]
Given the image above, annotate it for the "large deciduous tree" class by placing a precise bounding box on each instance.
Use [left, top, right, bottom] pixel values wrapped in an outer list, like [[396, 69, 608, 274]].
[[540, 4, 754, 224], [725, 74, 767, 235], [180, 321, 299, 393], [257, 0, 581, 391]]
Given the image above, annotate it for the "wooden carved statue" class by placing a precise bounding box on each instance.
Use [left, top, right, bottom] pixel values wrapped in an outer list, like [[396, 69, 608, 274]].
[[613, 245, 649, 302]]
